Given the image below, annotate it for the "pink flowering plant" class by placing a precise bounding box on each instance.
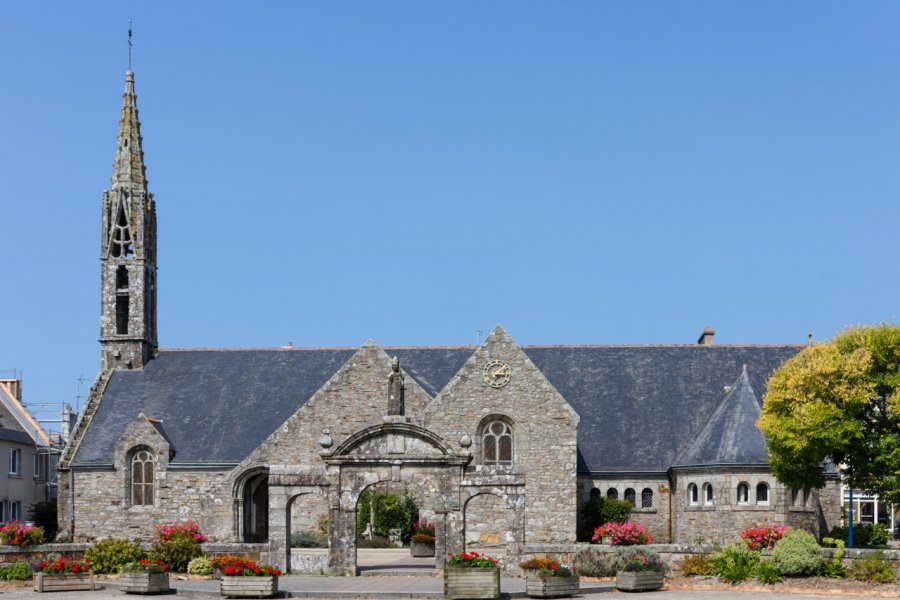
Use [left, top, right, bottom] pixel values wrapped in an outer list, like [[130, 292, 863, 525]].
[[592, 522, 653, 546], [153, 520, 208, 544], [0, 521, 44, 547], [740, 524, 788, 551]]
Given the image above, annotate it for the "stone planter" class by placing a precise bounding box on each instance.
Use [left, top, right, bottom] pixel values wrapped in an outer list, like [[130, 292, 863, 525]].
[[33, 572, 98, 592], [444, 567, 500, 599], [525, 574, 580, 598], [221, 575, 278, 598], [615, 570, 664, 592], [120, 572, 170, 594], [411, 538, 436, 557]]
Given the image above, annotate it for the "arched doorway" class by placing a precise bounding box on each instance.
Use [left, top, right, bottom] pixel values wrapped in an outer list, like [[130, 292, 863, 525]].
[[242, 472, 269, 543]]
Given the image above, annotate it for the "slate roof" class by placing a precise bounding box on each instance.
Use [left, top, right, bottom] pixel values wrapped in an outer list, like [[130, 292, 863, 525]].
[[71, 344, 801, 472], [0, 427, 37, 445], [672, 367, 768, 468]]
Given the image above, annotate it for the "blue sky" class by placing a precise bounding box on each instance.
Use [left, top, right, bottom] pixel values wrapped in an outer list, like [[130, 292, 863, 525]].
[[1, 2, 898, 429]]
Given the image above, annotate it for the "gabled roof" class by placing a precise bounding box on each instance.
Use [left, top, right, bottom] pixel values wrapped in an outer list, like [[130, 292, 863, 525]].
[[70, 343, 800, 471], [672, 366, 768, 468], [0, 383, 50, 447]]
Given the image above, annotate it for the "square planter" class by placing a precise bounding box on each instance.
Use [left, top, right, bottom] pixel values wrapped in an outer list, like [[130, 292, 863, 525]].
[[444, 567, 500, 599], [120, 572, 170, 594], [525, 574, 580, 598], [221, 575, 279, 598], [33, 572, 98, 592], [615, 570, 664, 592], [411, 539, 436, 557]]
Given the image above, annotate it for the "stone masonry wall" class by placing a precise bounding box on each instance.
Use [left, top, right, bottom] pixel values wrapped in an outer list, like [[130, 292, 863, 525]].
[[579, 477, 672, 542], [424, 326, 579, 544]]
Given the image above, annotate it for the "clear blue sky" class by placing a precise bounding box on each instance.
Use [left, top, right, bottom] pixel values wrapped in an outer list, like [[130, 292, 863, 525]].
[[1, 2, 898, 428]]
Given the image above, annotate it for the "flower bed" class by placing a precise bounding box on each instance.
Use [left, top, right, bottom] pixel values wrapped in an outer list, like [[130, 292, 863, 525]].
[[0, 520, 44, 547], [32, 557, 96, 593], [741, 524, 788, 551], [592, 522, 653, 545], [219, 558, 282, 598]]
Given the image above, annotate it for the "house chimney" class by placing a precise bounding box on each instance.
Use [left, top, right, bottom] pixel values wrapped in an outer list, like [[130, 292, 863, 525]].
[[0, 378, 22, 400], [697, 326, 715, 345]]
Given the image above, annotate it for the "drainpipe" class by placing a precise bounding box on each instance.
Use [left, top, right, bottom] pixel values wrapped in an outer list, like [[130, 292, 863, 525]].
[[69, 469, 75, 539]]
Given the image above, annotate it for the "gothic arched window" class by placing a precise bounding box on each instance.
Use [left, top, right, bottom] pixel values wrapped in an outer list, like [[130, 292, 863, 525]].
[[481, 420, 513, 466], [130, 448, 155, 506]]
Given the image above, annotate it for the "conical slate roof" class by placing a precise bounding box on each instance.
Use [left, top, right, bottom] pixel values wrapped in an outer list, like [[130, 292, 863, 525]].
[[673, 366, 769, 467]]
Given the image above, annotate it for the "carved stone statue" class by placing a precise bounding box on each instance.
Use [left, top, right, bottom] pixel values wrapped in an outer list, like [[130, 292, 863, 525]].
[[387, 356, 405, 415]]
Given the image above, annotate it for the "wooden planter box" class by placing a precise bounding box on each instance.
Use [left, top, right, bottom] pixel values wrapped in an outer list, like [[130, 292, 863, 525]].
[[33, 572, 97, 592], [221, 575, 278, 598], [411, 539, 436, 557], [120, 572, 170, 594], [444, 567, 500, 599], [525, 574, 580, 598], [615, 570, 664, 592]]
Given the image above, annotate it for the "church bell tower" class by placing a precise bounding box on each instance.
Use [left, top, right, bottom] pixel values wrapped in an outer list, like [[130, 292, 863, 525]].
[[100, 69, 157, 371]]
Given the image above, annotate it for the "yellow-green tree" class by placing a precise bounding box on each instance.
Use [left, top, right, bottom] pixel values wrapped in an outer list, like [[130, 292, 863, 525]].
[[758, 323, 900, 502]]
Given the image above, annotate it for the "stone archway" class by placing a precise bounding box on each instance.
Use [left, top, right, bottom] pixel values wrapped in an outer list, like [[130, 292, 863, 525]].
[[321, 420, 472, 575], [233, 467, 270, 543]]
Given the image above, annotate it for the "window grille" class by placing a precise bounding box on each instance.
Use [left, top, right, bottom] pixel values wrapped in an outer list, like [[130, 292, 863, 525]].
[[607, 488, 618, 500], [482, 420, 512, 465], [641, 488, 653, 508], [131, 449, 155, 506], [624, 488, 636, 506]]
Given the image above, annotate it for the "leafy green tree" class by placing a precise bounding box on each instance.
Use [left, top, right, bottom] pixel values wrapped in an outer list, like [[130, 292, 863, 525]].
[[758, 323, 900, 501]]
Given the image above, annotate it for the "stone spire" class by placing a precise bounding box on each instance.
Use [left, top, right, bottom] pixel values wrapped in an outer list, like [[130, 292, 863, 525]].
[[99, 69, 158, 371], [111, 71, 148, 190]]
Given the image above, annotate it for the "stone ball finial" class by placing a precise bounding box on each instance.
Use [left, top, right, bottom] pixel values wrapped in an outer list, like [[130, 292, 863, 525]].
[[459, 435, 472, 448], [318, 428, 333, 449]]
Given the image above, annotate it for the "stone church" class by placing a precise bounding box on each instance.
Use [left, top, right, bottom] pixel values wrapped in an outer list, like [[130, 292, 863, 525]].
[[58, 69, 840, 574]]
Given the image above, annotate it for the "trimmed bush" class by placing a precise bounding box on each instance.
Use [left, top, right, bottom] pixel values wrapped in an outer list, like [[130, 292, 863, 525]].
[[770, 529, 823, 576], [187, 556, 213, 575], [573, 547, 617, 577], [149, 539, 203, 573], [85, 538, 145, 574], [850, 551, 896, 583], [680, 554, 712, 576]]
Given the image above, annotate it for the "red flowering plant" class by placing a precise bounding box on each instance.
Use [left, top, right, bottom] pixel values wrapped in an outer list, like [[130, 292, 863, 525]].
[[519, 558, 576, 578], [120, 559, 168, 574], [219, 558, 282, 578], [448, 551, 499, 568], [0, 520, 44, 546], [33, 557, 91, 574], [740, 524, 788, 551], [592, 522, 653, 545], [153, 520, 208, 544]]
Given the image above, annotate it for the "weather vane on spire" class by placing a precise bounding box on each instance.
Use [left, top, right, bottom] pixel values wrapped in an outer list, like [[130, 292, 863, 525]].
[[128, 18, 133, 71]]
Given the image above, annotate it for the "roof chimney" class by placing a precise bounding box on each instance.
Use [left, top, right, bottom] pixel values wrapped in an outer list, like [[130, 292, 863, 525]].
[[0, 378, 22, 401], [697, 326, 715, 346]]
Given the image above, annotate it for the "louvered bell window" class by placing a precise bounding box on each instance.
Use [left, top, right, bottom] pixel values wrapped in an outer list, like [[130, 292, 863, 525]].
[[482, 420, 513, 465]]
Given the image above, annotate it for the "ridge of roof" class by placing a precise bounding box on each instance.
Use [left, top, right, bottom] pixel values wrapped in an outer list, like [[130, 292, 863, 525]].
[[157, 343, 805, 352]]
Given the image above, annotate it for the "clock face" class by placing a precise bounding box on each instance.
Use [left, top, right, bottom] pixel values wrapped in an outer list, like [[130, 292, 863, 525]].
[[483, 359, 511, 388]]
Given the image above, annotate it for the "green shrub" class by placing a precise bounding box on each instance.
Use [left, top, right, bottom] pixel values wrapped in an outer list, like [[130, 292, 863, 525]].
[[0, 561, 34, 581], [818, 537, 847, 578], [356, 535, 393, 549], [85, 538, 145, 574], [826, 524, 887, 547], [573, 547, 617, 577], [578, 497, 632, 540], [28, 500, 59, 541], [869, 524, 890, 547], [709, 544, 759, 584], [291, 529, 328, 548], [614, 546, 667, 573], [680, 554, 712, 576], [850, 551, 896, 583], [754, 560, 783, 584], [149, 539, 203, 573], [356, 489, 417, 542], [770, 529, 823, 576], [187, 556, 212, 575]]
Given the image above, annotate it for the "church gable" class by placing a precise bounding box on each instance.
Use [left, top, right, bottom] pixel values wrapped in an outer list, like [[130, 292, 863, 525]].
[[113, 413, 172, 470]]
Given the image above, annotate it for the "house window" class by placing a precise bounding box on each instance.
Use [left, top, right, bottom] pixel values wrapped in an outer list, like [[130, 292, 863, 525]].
[[9, 449, 20, 475], [641, 488, 653, 508], [9, 501, 20, 521], [0, 501, 5, 523], [737, 482, 750, 504], [33, 453, 41, 479], [703, 483, 714, 505], [607, 488, 619, 500], [130, 449, 155, 506], [756, 482, 770, 505], [688, 483, 698, 506], [624, 488, 636, 506], [481, 420, 513, 465]]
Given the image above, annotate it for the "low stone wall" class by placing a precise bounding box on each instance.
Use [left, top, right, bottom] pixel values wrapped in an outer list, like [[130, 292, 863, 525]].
[[523, 543, 900, 575], [0, 543, 88, 564], [290, 548, 329, 574]]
